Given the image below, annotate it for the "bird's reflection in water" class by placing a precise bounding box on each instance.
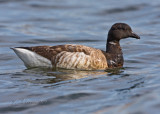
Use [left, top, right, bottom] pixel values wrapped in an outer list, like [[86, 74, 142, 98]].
[[23, 67, 108, 84], [23, 67, 124, 84]]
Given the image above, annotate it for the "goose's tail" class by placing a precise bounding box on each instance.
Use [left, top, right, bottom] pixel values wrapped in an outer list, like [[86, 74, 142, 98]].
[[11, 47, 52, 68]]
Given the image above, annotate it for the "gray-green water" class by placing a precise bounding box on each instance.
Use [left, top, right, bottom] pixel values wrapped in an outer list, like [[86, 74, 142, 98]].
[[0, 0, 160, 113]]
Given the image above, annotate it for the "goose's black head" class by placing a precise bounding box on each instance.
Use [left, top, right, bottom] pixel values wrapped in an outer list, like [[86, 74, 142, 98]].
[[107, 23, 140, 42]]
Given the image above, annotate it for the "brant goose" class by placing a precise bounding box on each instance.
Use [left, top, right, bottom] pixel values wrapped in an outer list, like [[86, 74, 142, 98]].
[[11, 23, 140, 70]]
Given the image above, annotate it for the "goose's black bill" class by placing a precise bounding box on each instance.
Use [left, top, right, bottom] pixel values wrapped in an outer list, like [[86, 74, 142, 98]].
[[130, 32, 140, 39]]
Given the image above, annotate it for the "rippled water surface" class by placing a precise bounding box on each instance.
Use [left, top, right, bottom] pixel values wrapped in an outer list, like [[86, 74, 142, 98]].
[[0, 0, 160, 113]]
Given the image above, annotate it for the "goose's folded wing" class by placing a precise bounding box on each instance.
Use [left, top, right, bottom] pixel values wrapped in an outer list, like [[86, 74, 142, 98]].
[[18, 44, 93, 60]]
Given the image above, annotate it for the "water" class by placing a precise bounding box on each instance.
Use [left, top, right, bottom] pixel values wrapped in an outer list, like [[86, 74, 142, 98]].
[[0, 0, 160, 113]]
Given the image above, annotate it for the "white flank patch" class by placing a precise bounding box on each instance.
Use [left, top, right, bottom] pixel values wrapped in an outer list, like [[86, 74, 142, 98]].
[[12, 48, 52, 68]]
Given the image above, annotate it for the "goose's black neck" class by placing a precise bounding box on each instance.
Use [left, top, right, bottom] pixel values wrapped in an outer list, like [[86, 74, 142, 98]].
[[105, 40, 124, 68], [106, 40, 121, 53]]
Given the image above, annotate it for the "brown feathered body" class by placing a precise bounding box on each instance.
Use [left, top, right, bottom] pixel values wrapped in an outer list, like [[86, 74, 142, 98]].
[[20, 44, 108, 70]]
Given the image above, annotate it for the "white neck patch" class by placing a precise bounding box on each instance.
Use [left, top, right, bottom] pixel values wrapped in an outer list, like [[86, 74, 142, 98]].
[[109, 41, 116, 45]]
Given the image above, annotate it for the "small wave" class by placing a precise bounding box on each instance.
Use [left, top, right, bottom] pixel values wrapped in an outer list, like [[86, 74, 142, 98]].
[[95, 4, 148, 15]]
